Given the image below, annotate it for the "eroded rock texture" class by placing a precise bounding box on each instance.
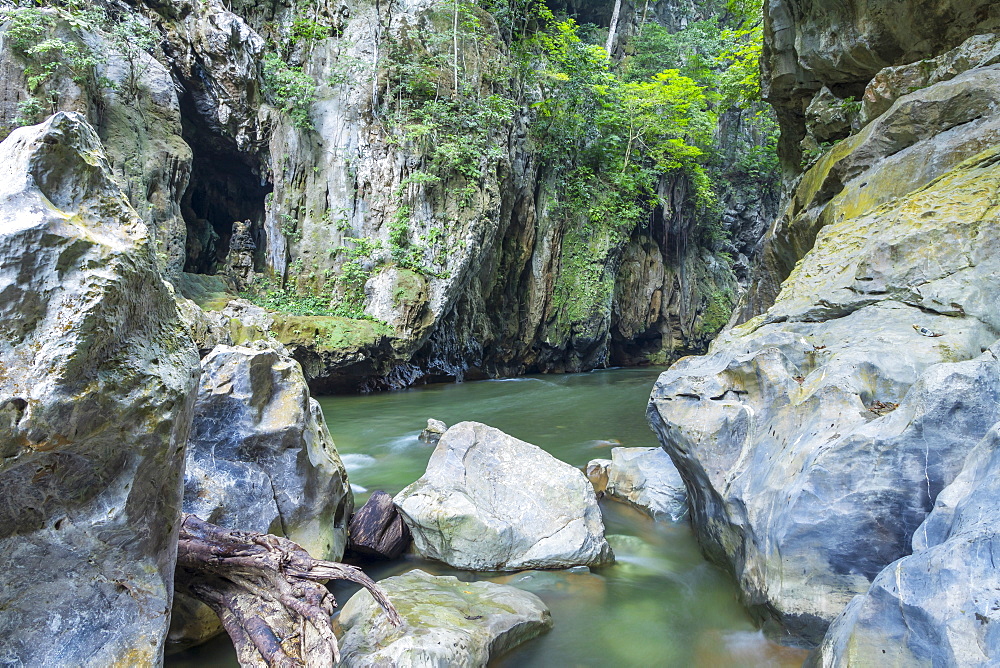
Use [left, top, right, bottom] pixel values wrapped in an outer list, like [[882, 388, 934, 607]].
[[183, 342, 352, 561], [650, 142, 1000, 643], [812, 423, 1000, 666], [0, 112, 200, 665]]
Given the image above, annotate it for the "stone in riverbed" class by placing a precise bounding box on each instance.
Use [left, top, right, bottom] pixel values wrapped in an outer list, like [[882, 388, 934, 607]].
[[394, 421, 614, 571], [585, 458, 613, 494], [348, 490, 411, 560], [336, 569, 552, 668], [604, 447, 688, 521], [182, 341, 352, 562], [419, 418, 448, 444], [0, 112, 201, 665]]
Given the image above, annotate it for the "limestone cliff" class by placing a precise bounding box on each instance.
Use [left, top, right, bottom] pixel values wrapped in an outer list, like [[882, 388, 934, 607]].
[[0, 0, 775, 392]]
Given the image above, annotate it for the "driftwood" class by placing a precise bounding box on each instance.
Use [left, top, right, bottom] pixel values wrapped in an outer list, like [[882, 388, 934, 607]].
[[175, 514, 401, 667]]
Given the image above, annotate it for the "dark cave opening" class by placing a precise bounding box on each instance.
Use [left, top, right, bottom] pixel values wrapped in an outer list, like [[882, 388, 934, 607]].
[[179, 90, 271, 275]]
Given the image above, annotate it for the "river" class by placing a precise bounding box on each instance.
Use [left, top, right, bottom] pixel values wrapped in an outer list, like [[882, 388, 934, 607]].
[[170, 367, 806, 667]]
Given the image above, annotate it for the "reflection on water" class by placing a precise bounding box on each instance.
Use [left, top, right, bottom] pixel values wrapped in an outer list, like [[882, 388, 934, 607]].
[[169, 368, 807, 667]]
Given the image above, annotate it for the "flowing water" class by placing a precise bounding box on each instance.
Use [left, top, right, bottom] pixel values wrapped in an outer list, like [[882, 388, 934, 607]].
[[170, 367, 807, 667]]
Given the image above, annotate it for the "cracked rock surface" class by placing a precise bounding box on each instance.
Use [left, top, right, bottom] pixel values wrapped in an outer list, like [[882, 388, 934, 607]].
[[814, 422, 1000, 666]]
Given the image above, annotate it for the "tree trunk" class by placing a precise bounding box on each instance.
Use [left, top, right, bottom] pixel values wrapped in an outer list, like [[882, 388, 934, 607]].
[[605, 0, 623, 60]]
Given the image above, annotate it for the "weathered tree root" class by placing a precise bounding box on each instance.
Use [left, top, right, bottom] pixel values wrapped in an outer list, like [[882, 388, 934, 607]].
[[176, 514, 401, 667]]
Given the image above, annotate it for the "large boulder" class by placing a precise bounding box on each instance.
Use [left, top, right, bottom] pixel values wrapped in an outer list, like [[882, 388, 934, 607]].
[[0, 112, 201, 665], [603, 447, 688, 521], [169, 341, 352, 652], [813, 423, 1000, 666], [182, 342, 352, 562], [336, 569, 552, 667], [648, 141, 1000, 643], [394, 422, 614, 571]]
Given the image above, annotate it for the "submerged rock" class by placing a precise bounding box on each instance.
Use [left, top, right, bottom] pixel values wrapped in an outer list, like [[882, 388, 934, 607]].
[[649, 143, 1000, 643], [394, 421, 614, 571], [604, 447, 688, 521], [814, 422, 1000, 666], [348, 490, 411, 560], [0, 112, 201, 665], [336, 569, 552, 667]]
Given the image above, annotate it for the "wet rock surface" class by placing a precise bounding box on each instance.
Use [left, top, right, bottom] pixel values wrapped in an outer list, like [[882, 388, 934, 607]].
[[336, 569, 552, 668], [394, 422, 614, 571], [0, 112, 201, 665]]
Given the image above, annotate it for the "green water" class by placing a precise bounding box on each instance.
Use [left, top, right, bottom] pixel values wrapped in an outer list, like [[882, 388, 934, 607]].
[[171, 367, 806, 667]]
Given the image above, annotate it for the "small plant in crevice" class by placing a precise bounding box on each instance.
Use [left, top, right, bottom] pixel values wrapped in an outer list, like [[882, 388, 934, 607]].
[[261, 51, 318, 130]]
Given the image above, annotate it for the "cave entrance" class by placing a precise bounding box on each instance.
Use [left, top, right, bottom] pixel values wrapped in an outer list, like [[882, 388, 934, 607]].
[[179, 91, 271, 276]]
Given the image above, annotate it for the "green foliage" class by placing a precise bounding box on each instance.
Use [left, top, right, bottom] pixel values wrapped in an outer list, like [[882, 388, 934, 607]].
[[105, 12, 157, 102], [717, 0, 764, 108], [623, 20, 725, 89], [335, 237, 382, 317], [261, 51, 318, 129], [700, 288, 735, 335], [527, 9, 718, 231], [279, 213, 302, 242], [2, 5, 105, 124], [291, 16, 332, 44]]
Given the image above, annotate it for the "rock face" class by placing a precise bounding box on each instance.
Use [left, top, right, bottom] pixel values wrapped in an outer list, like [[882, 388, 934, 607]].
[[0, 0, 775, 392], [813, 422, 1000, 666], [762, 0, 1000, 174], [651, 19, 1000, 640], [394, 422, 614, 571], [742, 49, 1000, 320], [603, 447, 688, 521], [184, 342, 352, 561], [336, 569, 552, 668], [0, 113, 201, 664]]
